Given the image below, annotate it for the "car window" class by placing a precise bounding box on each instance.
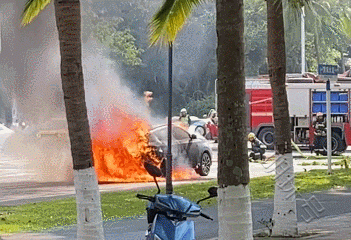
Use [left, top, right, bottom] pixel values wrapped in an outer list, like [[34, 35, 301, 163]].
[[173, 127, 190, 141], [151, 127, 168, 143]]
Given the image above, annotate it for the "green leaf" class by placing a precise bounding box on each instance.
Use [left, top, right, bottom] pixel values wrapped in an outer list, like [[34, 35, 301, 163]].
[[150, 0, 206, 46], [22, 0, 52, 26], [341, 12, 351, 41]]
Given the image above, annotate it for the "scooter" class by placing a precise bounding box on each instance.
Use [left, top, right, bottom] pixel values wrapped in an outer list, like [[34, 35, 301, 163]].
[[136, 162, 217, 240]]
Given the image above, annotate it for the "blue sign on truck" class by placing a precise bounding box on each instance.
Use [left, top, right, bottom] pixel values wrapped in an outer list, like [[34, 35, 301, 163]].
[[318, 64, 338, 75]]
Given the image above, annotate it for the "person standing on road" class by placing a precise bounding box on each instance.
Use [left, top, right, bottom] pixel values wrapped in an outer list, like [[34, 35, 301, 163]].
[[179, 108, 191, 128], [248, 132, 266, 161], [313, 112, 326, 155]]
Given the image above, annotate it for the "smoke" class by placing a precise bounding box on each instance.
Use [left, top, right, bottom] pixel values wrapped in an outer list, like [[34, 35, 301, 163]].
[[0, 0, 211, 183], [0, 0, 157, 183], [0, 0, 63, 123]]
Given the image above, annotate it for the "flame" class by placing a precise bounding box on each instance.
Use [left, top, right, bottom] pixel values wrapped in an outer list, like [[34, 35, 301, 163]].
[[172, 166, 198, 180], [92, 108, 198, 183]]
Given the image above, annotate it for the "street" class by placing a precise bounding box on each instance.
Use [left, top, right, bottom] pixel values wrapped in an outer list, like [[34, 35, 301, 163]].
[[1, 134, 351, 240], [45, 188, 351, 240], [0, 137, 346, 206]]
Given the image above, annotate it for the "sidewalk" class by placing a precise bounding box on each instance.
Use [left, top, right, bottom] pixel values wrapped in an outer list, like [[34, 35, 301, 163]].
[[2, 212, 351, 239], [252, 212, 351, 239]]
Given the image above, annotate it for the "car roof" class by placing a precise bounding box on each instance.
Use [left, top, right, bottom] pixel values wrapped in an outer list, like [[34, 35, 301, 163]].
[[150, 124, 188, 133]]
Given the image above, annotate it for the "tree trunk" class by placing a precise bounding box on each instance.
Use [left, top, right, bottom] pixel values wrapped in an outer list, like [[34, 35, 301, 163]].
[[54, 0, 104, 239], [266, 0, 298, 236], [217, 0, 253, 239]]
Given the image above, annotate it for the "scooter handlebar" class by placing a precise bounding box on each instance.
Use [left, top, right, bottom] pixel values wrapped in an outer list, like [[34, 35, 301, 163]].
[[200, 212, 213, 221], [136, 194, 155, 202]]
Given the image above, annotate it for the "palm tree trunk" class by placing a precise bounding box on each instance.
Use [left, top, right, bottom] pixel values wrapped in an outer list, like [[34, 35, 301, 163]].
[[266, 0, 298, 236], [217, 0, 253, 239], [54, 0, 104, 239]]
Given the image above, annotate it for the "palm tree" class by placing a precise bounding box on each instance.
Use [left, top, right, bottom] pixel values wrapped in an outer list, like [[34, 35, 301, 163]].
[[266, 0, 319, 236], [151, 0, 253, 238], [22, 1, 104, 239], [266, 0, 298, 236], [216, 1, 253, 237]]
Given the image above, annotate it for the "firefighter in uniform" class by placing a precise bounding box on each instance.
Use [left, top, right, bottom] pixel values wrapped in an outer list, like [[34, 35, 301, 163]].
[[313, 112, 326, 155], [179, 108, 191, 128], [248, 132, 267, 161]]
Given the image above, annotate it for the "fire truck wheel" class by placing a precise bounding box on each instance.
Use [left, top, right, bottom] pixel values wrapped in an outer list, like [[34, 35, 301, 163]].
[[258, 127, 274, 150], [196, 152, 212, 176], [320, 133, 342, 156]]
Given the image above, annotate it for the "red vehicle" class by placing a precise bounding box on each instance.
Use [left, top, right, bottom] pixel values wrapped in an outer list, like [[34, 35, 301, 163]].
[[246, 74, 351, 155]]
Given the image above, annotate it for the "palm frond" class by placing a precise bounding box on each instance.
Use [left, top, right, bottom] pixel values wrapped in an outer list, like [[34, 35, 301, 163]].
[[150, 0, 206, 46], [341, 12, 351, 41], [22, 0, 52, 26]]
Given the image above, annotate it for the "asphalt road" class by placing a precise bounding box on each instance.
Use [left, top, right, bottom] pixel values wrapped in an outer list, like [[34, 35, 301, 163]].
[[1, 132, 351, 239], [0, 137, 346, 206], [47, 188, 351, 239]]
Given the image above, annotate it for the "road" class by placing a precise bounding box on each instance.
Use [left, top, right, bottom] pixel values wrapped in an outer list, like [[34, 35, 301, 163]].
[[0, 135, 346, 206], [1, 133, 351, 239], [45, 188, 351, 240]]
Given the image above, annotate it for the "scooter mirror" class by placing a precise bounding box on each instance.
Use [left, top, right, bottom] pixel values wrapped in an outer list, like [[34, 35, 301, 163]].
[[208, 187, 218, 197], [144, 162, 162, 177]]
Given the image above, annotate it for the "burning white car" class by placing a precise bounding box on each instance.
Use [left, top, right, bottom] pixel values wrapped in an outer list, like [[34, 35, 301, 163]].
[[149, 124, 212, 176]]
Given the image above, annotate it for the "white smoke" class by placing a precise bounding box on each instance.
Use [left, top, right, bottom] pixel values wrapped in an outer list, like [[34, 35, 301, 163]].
[[0, 0, 158, 183]]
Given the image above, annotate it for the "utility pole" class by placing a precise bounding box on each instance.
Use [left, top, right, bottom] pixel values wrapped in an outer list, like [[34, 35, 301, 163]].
[[215, 79, 218, 112], [326, 79, 332, 174], [166, 43, 173, 194], [301, 6, 305, 74]]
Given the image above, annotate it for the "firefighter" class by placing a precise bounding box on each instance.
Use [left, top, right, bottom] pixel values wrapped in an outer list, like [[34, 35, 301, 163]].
[[313, 112, 326, 155], [179, 108, 191, 128], [248, 132, 267, 161], [210, 110, 218, 125]]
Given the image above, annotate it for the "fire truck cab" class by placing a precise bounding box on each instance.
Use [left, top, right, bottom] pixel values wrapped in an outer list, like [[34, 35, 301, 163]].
[[246, 75, 351, 155]]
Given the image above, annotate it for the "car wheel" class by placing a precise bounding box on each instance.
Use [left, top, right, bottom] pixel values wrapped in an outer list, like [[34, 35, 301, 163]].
[[258, 127, 274, 150], [196, 152, 211, 176], [195, 126, 206, 136]]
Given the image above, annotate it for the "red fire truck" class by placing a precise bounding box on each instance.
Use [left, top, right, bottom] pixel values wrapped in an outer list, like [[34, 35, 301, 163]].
[[246, 74, 351, 155]]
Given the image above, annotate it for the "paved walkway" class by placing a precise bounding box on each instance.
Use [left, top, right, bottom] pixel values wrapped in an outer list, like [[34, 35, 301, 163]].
[[252, 213, 351, 239], [2, 189, 351, 240], [1, 211, 350, 240]]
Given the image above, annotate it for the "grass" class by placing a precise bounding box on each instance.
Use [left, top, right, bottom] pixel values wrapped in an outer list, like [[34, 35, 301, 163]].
[[299, 156, 351, 168], [299, 161, 323, 166], [1, 169, 351, 234]]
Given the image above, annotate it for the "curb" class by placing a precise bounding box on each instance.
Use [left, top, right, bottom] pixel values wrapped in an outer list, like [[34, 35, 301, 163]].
[[0, 233, 65, 240]]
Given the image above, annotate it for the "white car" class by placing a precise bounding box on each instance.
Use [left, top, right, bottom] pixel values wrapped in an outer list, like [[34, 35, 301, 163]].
[[149, 124, 213, 176], [0, 124, 14, 134]]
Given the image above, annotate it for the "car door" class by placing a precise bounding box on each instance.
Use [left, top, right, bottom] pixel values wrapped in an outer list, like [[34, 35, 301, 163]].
[[172, 127, 200, 167], [151, 126, 181, 160]]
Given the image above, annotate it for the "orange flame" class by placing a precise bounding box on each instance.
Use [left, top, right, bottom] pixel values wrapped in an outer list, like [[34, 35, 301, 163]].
[[92, 108, 198, 183]]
